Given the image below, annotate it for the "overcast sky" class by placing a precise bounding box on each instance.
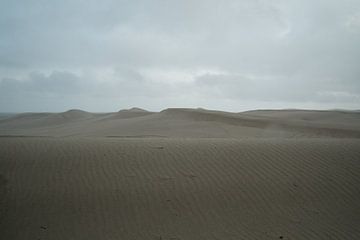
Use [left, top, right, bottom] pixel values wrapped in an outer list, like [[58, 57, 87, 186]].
[[1, 0, 359, 112]]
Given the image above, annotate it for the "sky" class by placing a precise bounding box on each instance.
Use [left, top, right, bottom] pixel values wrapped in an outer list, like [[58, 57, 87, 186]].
[[0, 0, 360, 112]]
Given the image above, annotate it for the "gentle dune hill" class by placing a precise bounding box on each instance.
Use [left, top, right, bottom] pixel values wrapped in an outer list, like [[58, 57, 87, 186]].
[[0, 109, 97, 129], [0, 138, 359, 239], [243, 109, 360, 129], [59, 109, 95, 119], [110, 107, 154, 119], [0, 108, 360, 138]]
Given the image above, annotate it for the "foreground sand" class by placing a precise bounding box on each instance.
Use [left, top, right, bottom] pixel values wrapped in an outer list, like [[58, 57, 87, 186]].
[[1, 137, 359, 239]]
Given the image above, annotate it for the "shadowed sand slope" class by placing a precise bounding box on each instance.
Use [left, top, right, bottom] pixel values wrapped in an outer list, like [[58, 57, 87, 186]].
[[0, 138, 359, 239], [1, 108, 360, 138]]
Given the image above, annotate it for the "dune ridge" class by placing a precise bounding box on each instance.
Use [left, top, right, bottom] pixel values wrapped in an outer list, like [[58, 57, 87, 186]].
[[1, 108, 360, 138]]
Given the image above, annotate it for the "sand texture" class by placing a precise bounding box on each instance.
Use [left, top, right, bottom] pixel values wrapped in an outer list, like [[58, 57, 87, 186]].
[[0, 108, 360, 239]]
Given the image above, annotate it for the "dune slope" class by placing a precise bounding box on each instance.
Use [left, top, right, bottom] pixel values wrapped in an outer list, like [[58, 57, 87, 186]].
[[0, 137, 359, 240]]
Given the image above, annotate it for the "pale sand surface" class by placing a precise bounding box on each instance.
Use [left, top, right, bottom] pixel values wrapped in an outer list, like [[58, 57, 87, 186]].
[[0, 108, 360, 239]]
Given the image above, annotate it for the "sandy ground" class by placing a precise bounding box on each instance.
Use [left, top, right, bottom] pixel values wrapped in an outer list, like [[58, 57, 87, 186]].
[[0, 108, 360, 239]]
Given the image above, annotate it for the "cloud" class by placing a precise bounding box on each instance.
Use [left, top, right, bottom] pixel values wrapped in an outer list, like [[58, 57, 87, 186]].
[[194, 72, 360, 103], [0, 0, 359, 111], [346, 12, 360, 32], [0, 71, 84, 112], [0, 71, 81, 94], [0, 68, 187, 111]]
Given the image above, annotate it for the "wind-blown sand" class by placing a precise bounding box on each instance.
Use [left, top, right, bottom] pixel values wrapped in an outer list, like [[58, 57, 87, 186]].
[[0, 108, 360, 239]]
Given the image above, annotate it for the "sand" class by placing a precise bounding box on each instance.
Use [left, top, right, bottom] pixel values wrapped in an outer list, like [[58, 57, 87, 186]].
[[1, 108, 360, 138], [0, 108, 360, 239]]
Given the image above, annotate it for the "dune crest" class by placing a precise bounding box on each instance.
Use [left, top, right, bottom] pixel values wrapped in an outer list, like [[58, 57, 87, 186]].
[[0, 108, 360, 138], [59, 109, 93, 119], [119, 107, 148, 112]]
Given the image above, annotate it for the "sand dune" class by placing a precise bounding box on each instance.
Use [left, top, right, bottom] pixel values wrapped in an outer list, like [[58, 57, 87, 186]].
[[243, 109, 360, 129], [1, 108, 360, 239], [1, 108, 360, 138], [0, 138, 359, 239], [109, 107, 154, 120]]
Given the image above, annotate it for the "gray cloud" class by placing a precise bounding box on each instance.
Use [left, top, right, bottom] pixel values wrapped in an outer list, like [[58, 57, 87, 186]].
[[195, 72, 360, 103], [0, 0, 359, 112], [0, 71, 85, 95], [0, 68, 186, 112]]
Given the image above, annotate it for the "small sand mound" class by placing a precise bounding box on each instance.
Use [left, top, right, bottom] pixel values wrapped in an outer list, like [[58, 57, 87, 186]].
[[107, 107, 153, 120], [59, 109, 93, 119], [119, 107, 148, 113]]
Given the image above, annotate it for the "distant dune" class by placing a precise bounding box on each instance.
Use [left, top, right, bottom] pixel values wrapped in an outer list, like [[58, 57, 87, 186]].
[[0, 108, 360, 138], [243, 109, 360, 128], [0, 113, 16, 120], [1, 108, 360, 239], [111, 107, 153, 119]]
